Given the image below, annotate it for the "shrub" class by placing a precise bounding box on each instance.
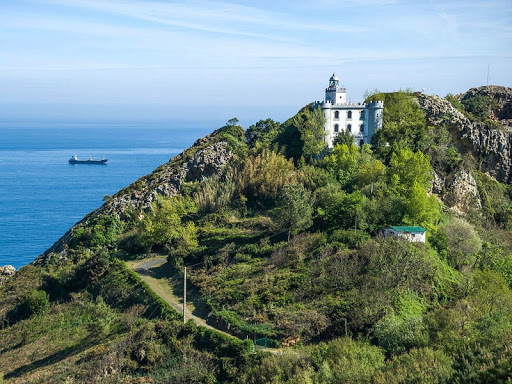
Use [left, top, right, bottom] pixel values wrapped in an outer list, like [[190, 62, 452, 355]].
[[86, 296, 116, 340], [69, 216, 125, 249], [443, 217, 482, 269], [373, 347, 454, 384], [462, 94, 492, 119], [240, 149, 296, 199], [20, 289, 50, 317], [330, 229, 370, 248], [139, 195, 198, 254]]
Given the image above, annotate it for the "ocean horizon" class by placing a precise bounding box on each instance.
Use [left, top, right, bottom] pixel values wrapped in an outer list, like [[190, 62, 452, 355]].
[[0, 119, 221, 269]]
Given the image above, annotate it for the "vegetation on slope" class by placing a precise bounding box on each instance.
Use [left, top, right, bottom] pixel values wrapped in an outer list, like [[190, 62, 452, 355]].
[[2, 90, 512, 383]]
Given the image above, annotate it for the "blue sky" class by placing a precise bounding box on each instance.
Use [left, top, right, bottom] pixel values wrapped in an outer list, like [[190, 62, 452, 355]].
[[0, 0, 511, 124]]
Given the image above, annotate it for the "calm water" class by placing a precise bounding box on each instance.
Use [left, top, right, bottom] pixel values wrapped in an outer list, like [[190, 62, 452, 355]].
[[0, 120, 218, 269]]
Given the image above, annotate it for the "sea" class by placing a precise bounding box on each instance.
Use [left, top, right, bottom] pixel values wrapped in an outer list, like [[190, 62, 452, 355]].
[[0, 119, 219, 269]]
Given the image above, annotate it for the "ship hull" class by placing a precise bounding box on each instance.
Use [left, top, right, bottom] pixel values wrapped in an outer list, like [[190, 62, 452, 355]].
[[69, 159, 108, 164]]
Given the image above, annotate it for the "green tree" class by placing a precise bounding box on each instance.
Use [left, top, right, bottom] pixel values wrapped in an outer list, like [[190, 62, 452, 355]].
[[403, 180, 440, 231], [245, 118, 282, 147], [293, 106, 326, 161], [226, 117, 239, 126], [321, 143, 359, 186], [444, 217, 482, 270], [388, 149, 432, 194], [369, 90, 428, 159], [140, 195, 198, 253], [274, 184, 315, 241], [332, 128, 354, 147]]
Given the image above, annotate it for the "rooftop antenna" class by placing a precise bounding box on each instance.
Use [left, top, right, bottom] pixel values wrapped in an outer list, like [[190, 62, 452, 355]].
[[487, 63, 490, 85]]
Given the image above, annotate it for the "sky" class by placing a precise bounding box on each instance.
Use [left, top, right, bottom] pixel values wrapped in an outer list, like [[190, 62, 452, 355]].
[[0, 0, 511, 125]]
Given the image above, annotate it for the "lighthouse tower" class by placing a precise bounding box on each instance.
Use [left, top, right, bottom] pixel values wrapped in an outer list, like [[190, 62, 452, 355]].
[[325, 73, 346, 104], [315, 73, 383, 147]]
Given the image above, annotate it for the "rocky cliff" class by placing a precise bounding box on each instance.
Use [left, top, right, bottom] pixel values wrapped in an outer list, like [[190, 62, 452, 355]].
[[418, 87, 512, 184], [38, 130, 236, 262], [417, 87, 512, 214]]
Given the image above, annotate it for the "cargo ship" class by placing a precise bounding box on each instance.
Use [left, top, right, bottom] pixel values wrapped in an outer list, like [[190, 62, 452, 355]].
[[69, 154, 108, 164]]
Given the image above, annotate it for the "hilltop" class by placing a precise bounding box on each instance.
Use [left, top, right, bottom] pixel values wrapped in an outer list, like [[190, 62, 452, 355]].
[[1, 86, 512, 383]]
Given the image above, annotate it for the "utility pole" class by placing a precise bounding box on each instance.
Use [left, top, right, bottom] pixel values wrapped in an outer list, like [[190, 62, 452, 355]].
[[183, 266, 187, 323]]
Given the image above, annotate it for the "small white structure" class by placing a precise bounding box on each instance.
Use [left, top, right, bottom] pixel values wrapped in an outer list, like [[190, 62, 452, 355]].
[[380, 226, 427, 243], [315, 73, 384, 148]]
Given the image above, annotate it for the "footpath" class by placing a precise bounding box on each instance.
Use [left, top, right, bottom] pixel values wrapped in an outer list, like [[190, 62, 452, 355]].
[[126, 256, 232, 337], [127, 256, 281, 354]]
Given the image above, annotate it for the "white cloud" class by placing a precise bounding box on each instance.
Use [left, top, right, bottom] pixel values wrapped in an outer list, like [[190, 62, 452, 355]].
[[34, 0, 368, 35]]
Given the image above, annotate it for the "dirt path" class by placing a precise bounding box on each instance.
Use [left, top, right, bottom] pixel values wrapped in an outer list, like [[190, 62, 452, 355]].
[[127, 256, 282, 354], [126, 257, 230, 335]]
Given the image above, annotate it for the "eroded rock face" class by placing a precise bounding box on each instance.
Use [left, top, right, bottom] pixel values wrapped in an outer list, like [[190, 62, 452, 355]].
[[432, 169, 482, 215], [417, 90, 512, 184], [460, 85, 512, 124], [444, 169, 482, 215], [101, 140, 233, 217]]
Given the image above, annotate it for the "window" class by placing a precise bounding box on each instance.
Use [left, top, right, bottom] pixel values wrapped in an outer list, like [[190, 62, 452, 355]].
[[360, 110, 365, 120], [360, 124, 364, 132], [360, 139, 364, 147], [347, 111, 352, 119], [347, 124, 352, 133], [334, 111, 339, 119], [334, 124, 339, 133]]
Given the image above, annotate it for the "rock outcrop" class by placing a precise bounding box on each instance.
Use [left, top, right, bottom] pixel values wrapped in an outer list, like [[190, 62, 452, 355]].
[[38, 131, 236, 262], [0, 265, 16, 285], [460, 85, 512, 124], [433, 169, 482, 215], [102, 140, 233, 218], [417, 88, 512, 185]]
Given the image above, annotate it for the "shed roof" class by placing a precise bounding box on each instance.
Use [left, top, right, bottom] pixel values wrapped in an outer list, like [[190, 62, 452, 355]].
[[390, 226, 427, 233]]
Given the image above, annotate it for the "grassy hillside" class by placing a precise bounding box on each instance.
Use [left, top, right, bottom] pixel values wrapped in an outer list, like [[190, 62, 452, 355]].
[[2, 89, 512, 383]]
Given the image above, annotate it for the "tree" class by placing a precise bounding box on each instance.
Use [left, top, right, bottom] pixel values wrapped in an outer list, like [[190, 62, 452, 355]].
[[140, 195, 198, 254], [20, 289, 50, 317], [443, 217, 482, 269], [245, 118, 282, 147], [388, 149, 432, 194], [332, 128, 354, 147], [226, 117, 239, 126], [273, 184, 315, 241], [293, 106, 326, 161], [321, 143, 359, 187], [369, 90, 428, 159], [403, 180, 440, 231]]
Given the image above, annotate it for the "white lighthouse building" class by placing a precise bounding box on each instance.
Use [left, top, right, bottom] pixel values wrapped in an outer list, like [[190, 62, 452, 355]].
[[315, 74, 383, 148]]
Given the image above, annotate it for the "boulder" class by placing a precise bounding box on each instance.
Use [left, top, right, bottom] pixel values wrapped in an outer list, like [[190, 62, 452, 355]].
[[0, 265, 16, 276]]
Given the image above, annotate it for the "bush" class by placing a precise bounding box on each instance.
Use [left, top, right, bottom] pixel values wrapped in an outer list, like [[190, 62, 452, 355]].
[[462, 94, 492, 119], [69, 216, 125, 249], [330, 229, 370, 248], [20, 289, 50, 317], [373, 347, 454, 384]]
